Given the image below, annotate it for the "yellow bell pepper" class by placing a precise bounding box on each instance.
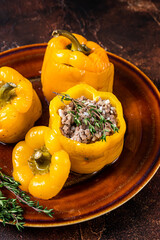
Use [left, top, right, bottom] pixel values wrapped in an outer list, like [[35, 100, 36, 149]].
[[0, 67, 42, 143], [49, 84, 126, 174], [41, 30, 114, 102], [12, 126, 71, 200]]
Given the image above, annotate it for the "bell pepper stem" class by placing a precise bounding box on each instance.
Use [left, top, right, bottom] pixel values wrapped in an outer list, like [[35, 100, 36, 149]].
[[52, 30, 91, 55], [0, 82, 17, 105], [28, 146, 51, 175]]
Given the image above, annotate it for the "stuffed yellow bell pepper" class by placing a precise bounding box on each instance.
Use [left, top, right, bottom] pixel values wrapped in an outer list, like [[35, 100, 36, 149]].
[[12, 126, 71, 200], [49, 84, 126, 174], [0, 67, 42, 143], [41, 29, 114, 102]]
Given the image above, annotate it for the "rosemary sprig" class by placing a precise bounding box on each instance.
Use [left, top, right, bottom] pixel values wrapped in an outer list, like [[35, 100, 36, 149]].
[[67, 110, 81, 126], [54, 91, 119, 141], [53, 91, 85, 111], [100, 129, 110, 142], [0, 169, 53, 230], [0, 191, 25, 231]]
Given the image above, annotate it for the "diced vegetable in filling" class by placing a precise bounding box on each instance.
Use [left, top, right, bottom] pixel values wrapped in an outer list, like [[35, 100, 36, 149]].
[[58, 96, 119, 143]]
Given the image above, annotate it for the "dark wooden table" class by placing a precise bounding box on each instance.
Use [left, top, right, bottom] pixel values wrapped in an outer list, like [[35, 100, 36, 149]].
[[0, 0, 159, 239]]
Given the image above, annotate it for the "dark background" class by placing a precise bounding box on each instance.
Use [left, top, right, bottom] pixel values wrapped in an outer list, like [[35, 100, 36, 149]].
[[0, 0, 159, 239]]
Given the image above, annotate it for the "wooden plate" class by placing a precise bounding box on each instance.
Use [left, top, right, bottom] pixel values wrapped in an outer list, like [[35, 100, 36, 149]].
[[0, 44, 159, 227]]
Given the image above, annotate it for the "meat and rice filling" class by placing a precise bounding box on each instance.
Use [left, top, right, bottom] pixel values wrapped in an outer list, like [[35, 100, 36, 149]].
[[58, 96, 119, 144]]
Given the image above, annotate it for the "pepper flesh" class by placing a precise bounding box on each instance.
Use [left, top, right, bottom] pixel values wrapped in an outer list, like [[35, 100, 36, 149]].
[[0, 67, 42, 143], [41, 30, 114, 102], [12, 126, 71, 200], [49, 84, 126, 174]]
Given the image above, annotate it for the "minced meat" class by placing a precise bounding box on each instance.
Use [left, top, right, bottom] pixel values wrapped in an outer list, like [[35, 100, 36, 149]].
[[58, 96, 119, 143]]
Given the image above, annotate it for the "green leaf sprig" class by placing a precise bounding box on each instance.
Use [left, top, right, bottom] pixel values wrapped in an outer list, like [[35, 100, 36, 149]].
[[0, 169, 53, 230], [53, 92, 119, 141]]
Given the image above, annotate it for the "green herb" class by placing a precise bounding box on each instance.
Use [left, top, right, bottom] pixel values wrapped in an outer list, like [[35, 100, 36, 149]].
[[111, 124, 119, 133], [68, 111, 81, 126], [84, 118, 89, 125], [53, 91, 119, 141], [0, 169, 53, 230], [89, 124, 96, 135], [0, 191, 24, 231], [100, 129, 110, 142]]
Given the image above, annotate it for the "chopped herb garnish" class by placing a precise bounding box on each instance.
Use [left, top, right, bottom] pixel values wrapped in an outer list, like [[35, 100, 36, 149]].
[[53, 91, 119, 142]]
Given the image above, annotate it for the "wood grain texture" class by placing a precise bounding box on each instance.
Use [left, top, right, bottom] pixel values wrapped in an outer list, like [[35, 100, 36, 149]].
[[0, 0, 159, 239]]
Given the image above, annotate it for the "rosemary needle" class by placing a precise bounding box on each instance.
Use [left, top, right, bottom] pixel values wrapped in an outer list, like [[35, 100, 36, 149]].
[[0, 169, 53, 230]]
